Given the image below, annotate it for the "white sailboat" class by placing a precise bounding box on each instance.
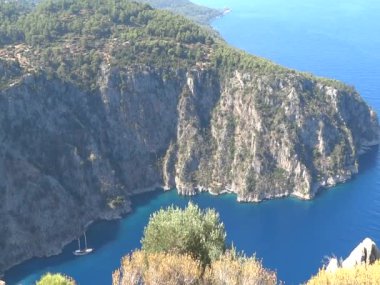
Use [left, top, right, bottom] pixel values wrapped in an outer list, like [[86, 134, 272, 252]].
[[73, 232, 93, 256]]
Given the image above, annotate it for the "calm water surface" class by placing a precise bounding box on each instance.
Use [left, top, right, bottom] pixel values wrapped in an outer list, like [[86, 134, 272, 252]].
[[5, 0, 380, 284]]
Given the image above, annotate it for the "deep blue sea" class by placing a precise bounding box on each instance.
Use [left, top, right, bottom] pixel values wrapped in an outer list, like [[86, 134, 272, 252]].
[[5, 0, 380, 284]]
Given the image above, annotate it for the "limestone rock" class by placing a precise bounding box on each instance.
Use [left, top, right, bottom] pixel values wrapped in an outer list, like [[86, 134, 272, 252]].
[[342, 238, 380, 268], [326, 257, 340, 272], [324, 238, 380, 273]]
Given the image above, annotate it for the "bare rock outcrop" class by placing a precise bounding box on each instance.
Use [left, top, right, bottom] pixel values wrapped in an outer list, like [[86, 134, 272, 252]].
[[342, 238, 380, 268], [326, 257, 340, 273], [164, 70, 380, 202], [326, 238, 380, 273]]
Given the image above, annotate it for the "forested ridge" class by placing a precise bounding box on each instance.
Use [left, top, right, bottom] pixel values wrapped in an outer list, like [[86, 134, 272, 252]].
[[0, 0, 294, 91], [0, 0, 218, 89]]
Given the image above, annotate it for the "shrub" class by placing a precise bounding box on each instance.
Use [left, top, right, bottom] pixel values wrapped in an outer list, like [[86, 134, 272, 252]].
[[204, 249, 277, 285], [113, 250, 202, 285], [141, 202, 226, 266], [36, 273, 76, 285], [113, 250, 277, 285]]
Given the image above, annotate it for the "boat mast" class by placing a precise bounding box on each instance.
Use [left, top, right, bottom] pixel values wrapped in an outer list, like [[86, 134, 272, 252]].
[[77, 237, 81, 250], [84, 232, 88, 250]]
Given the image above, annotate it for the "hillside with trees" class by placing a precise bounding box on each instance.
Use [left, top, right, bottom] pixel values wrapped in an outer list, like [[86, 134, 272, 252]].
[[138, 0, 225, 25], [0, 0, 218, 90]]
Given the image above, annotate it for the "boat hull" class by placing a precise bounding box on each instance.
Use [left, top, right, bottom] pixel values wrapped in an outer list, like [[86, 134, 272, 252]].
[[73, 248, 93, 256]]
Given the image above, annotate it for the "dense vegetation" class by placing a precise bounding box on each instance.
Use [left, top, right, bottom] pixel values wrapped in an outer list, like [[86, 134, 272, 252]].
[[12, 0, 213, 46], [1, 0, 347, 95], [0, 0, 217, 89], [0, 0, 301, 92], [138, 0, 224, 25], [0, 1, 31, 46]]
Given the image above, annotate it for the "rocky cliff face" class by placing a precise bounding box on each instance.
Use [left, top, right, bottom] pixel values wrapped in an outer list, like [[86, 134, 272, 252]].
[[164, 69, 379, 201], [0, 61, 379, 274]]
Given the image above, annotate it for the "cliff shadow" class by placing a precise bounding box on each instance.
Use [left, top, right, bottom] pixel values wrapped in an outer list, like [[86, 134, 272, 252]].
[[4, 220, 121, 284], [358, 145, 379, 173], [130, 188, 167, 210]]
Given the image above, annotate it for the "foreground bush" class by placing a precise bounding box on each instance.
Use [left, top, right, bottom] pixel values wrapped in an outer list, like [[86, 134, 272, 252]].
[[204, 250, 277, 285], [113, 250, 277, 285], [141, 203, 226, 266], [113, 250, 202, 285], [36, 273, 75, 285], [307, 260, 380, 285]]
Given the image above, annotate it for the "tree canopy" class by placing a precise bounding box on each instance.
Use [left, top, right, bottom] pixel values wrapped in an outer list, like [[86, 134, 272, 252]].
[[141, 202, 226, 266], [36, 273, 76, 285], [0, 0, 218, 90]]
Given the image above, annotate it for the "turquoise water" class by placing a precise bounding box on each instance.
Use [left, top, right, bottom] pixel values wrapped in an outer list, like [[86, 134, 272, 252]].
[[5, 0, 380, 284]]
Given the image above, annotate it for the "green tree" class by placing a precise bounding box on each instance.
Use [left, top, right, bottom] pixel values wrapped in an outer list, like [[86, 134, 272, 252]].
[[141, 202, 226, 266], [36, 273, 76, 285]]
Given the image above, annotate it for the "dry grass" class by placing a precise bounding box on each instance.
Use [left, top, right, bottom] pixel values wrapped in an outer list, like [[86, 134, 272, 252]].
[[113, 250, 277, 285], [204, 251, 277, 285], [306, 260, 380, 285], [113, 250, 202, 285]]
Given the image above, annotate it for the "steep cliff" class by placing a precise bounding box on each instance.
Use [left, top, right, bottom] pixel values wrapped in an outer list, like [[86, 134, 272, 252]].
[[0, 0, 379, 275], [168, 63, 380, 201]]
